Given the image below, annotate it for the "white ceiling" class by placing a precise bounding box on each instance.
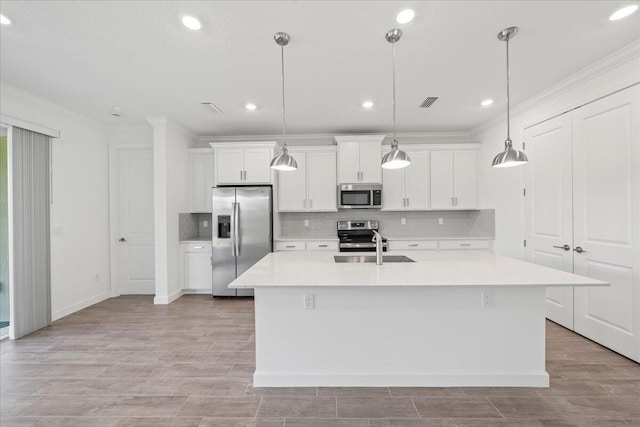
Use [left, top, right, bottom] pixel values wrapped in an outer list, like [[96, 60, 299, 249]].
[[1, 1, 639, 137]]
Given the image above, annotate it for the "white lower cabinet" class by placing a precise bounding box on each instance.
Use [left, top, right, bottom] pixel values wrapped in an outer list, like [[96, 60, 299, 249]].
[[439, 239, 491, 250], [388, 240, 438, 251], [275, 240, 338, 252], [387, 239, 491, 251], [182, 242, 212, 291]]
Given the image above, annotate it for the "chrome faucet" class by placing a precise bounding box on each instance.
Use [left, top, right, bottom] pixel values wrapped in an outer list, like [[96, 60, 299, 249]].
[[372, 230, 384, 265]]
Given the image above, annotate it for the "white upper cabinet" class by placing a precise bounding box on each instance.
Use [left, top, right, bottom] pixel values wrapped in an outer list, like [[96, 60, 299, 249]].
[[277, 147, 337, 212], [431, 150, 477, 209], [210, 142, 275, 185], [188, 149, 215, 212], [382, 150, 430, 211], [335, 135, 384, 184]]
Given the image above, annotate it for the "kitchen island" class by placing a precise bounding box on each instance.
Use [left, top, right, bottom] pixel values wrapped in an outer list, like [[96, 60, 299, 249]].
[[229, 250, 607, 387]]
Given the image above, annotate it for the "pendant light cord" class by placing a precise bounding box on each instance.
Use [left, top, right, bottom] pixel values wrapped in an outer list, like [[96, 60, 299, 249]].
[[506, 37, 511, 143], [392, 39, 397, 146], [281, 44, 287, 148]]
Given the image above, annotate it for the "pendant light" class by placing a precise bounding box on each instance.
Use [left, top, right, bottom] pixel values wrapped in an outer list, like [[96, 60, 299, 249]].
[[381, 29, 411, 170], [492, 27, 528, 168], [270, 32, 298, 171]]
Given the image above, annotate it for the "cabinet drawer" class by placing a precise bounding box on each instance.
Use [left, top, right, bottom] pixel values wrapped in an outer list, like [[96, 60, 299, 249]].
[[184, 242, 212, 252], [438, 240, 491, 250], [306, 241, 338, 251], [388, 240, 438, 251], [275, 241, 306, 251]]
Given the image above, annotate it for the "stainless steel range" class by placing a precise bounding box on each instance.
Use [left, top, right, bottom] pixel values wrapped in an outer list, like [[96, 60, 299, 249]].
[[337, 220, 388, 252]]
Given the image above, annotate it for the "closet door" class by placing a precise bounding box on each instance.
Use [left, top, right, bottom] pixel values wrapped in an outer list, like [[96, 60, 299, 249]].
[[573, 85, 640, 361], [524, 114, 575, 329]]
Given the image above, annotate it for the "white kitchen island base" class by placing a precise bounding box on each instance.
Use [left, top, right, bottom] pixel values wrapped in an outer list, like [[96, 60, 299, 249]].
[[230, 251, 607, 388], [254, 285, 548, 387]]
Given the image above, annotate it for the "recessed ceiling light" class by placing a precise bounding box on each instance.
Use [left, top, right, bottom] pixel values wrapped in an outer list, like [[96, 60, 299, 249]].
[[362, 100, 374, 109], [481, 99, 494, 107], [396, 9, 415, 24], [181, 15, 202, 30], [245, 103, 257, 111], [609, 4, 638, 20], [0, 14, 11, 25]]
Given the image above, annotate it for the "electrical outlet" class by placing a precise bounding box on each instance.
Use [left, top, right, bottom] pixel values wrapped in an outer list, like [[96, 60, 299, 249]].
[[481, 291, 493, 308], [304, 219, 310, 227], [438, 218, 444, 225], [304, 294, 315, 310], [94, 273, 100, 282], [401, 217, 406, 225]]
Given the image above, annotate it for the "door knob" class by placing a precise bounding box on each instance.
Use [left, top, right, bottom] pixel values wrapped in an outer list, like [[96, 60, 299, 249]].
[[118, 237, 127, 242], [573, 246, 586, 253], [553, 244, 571, 251]]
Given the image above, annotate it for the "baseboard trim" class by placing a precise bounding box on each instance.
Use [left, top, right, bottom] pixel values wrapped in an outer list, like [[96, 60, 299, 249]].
[[253, 371, 550, 388], [154, 289, 184, 305], [52, 291, 111, 321], [182, 289, 212, 295]]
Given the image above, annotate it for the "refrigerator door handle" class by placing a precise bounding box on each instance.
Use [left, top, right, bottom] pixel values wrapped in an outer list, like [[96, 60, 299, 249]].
[[230, 202, 237, 256], [234, 202, 241, 256]]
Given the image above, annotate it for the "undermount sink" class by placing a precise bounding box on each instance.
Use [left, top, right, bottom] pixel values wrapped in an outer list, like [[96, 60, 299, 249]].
[[334, 255, 415, 263]]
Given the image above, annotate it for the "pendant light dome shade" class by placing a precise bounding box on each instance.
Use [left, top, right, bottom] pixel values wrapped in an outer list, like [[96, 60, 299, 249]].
[[270, 145, 298, 171], [492, 27, 528, 168], [381, 29, 411, 170], [270, 31, 298, 171], [492, 138, 528, 168], [382, 139, 411, 169]]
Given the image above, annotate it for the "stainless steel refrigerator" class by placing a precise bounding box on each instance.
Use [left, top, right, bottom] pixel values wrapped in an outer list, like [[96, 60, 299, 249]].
[[211, 186, 273, 297]]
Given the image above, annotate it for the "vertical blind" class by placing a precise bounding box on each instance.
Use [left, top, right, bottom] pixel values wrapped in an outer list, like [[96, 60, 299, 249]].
[[11, 127, 51, 339]]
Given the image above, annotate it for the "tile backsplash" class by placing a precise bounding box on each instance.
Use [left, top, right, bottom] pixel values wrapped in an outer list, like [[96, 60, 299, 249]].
[[179, 213, 213, 240], [279, 209, 495, 239]]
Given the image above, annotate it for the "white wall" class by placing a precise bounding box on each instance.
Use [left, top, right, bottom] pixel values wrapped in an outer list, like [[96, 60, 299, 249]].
[[0, 83, 112, 320], [147, 118, 193, 303], [474, 40, 640, 259]]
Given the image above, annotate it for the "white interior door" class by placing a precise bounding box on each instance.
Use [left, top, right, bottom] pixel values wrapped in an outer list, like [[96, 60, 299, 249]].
[[115, 148, 155, 294], [572, 85, 640, 361], [524, 114, 575, 329]]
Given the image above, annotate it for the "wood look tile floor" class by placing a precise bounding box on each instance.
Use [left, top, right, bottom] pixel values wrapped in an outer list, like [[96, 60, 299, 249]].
[[1, 295, 639, 427]]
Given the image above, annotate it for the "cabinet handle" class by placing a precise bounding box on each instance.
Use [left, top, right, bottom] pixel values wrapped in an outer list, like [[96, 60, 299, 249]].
[[285, 245, 296, 248], [409, 244, 419, 247], [240, 170, 243, 181], [553, 244, 571, 251], [244, 171, 247, 181], [318, 244, 328, 248], [460, 243, 471, 247]]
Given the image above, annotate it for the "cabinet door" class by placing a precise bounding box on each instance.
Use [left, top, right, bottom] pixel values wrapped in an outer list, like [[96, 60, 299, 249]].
[[277, 152, 307, 211], [430, 151, 454, 209], [190, 151, 215, 212], [244, 148, 272, 183], [573, 85, 640, 361], [216, 149, 244, 184], [382, 166, 405, 210], [337, 142, 360, 183], [404, 151, 429, 210], [307, 151, 337, 211], [359, 143, 382, 183], [185, 251, 212, 290], [453, 151, 477, 209]]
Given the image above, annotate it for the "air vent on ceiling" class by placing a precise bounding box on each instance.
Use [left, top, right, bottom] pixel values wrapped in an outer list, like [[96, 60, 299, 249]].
[[201, 101, 223, 113], [418, 97, 439, 108]]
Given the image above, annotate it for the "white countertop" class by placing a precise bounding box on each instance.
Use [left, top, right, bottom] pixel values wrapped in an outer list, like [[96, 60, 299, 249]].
[[229, 250, 607, 289]]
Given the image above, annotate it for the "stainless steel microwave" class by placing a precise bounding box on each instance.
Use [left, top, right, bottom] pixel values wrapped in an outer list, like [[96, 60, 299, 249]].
[[338, 184, 382, 209]]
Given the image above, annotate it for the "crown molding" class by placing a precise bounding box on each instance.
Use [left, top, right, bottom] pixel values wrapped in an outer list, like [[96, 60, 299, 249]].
[[199, 131, 475, 146], [0, 82, 107, 132], [145, 116, 197, 141], [470, 38, 640, 137]]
